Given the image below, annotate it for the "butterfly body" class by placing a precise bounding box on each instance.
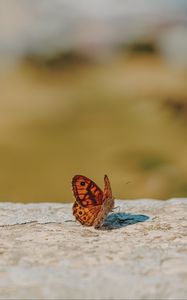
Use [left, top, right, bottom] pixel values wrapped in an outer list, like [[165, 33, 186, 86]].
[[72, 175, 114, 229]]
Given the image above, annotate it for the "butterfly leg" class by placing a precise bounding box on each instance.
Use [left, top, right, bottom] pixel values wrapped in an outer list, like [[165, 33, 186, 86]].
[[112, 205, 121, 213]]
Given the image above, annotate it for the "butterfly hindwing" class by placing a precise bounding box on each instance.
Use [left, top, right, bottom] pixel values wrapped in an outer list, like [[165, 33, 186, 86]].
[[73, 201, 101, 226]]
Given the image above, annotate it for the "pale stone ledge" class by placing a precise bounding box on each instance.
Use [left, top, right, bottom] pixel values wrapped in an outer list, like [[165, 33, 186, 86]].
[[0, 199, 187, 299]]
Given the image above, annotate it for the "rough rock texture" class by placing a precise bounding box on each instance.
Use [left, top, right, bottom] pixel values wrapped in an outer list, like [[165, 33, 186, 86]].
[[0, 199, 187, 299]]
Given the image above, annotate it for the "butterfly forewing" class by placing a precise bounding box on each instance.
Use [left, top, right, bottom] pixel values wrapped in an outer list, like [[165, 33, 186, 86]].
[[103, 174, 113, 200], [72, 175, 104, 208]]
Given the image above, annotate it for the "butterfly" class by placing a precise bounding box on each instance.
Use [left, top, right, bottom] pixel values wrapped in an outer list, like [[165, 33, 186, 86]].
[[72, 174, 114, 229]]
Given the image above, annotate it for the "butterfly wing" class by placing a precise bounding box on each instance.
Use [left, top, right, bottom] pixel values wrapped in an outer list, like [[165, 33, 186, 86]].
[[72, 175, 104, 208], [72, 174, 114, 228], [94, 175, 115, 229], [73, 201, 101, 226], [103, 174, 113, 200], [72, 175, 104, 226]]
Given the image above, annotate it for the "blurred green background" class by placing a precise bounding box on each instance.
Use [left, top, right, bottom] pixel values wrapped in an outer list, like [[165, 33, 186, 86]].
[[0, 0, 187, 202]]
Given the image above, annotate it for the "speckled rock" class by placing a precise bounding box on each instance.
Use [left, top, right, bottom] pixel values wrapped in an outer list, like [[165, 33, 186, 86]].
[[0, 199, 187, 299]]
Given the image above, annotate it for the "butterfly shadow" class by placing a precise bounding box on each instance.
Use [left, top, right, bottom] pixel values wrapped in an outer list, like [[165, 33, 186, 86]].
[[100, 212, 149, 230]]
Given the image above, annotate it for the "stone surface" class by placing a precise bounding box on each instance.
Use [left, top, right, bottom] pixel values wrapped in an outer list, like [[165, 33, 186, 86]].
[[0, 199, 187, 299]]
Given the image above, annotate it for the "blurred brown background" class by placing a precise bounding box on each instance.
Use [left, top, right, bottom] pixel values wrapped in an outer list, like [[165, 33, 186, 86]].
[[0, 0, 187, 202]]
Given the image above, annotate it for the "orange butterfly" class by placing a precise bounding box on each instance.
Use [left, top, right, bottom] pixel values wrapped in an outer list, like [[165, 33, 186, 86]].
[[72, 174, 114, 229]]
